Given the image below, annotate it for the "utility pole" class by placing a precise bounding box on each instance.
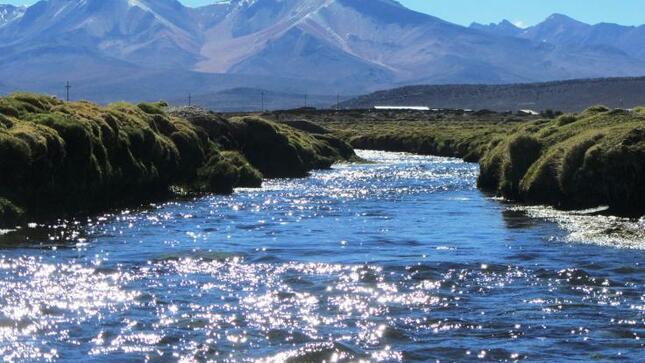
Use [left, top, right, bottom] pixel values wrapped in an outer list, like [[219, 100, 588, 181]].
[[304, 93, 308, 108], [261, 91, 265, 112], [188, 93, 192, 107], [65, 81, 71, 102]]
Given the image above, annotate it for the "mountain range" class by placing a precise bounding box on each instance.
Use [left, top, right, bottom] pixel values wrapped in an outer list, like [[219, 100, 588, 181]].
[[470, 14, 645, 60], [1, 0, 645, 108]]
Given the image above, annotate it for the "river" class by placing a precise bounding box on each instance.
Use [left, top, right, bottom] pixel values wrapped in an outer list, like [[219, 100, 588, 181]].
[[0, 150, 643, 362]]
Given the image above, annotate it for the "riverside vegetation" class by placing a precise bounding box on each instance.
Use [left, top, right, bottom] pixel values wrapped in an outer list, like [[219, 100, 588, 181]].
[[0, 93, 355, 226], [1, 94, 642, 226], [267, 107, 644, 215]]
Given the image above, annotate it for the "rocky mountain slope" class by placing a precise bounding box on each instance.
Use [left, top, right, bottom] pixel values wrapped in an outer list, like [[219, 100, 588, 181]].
[[0, 4, 24, 26]]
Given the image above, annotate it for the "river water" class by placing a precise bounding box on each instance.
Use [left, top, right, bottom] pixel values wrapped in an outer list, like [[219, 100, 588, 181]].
[[0, 150, 643, 362]]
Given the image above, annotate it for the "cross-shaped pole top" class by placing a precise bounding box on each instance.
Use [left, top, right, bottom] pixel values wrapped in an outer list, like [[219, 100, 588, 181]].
[[65, 81, 71, 102]]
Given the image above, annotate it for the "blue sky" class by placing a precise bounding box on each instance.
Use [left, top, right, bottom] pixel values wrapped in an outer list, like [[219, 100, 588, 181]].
[[4, 0, 645, 27]]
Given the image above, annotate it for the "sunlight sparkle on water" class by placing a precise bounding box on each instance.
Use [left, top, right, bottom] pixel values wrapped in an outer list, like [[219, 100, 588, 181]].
[[0, 150, 642, 361]]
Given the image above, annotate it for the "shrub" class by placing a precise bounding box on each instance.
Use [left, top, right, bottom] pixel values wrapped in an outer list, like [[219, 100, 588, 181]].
[[557, 114, 577, 126], [478, 148, 504, 190], [194, 151, 263, 194], [229, 116, 350, 177], [584, 105, 610, 114], [138, 102, 167, 116], [500, 135, 542, 197], [519, 149, 563, 205], [558, 134, 604, 198]]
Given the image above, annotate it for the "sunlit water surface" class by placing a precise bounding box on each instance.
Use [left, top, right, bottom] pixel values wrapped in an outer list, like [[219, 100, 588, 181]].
[[0, 150, 643, 362]]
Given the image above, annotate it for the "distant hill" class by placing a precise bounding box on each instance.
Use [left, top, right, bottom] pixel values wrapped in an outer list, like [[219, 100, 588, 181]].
[[340, 77, 645, 112]]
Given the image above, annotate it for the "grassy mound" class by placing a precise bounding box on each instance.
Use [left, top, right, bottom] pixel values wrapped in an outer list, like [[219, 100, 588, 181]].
[[193, 151, 263, 194], [479, 108, 645, 213], [231, 116, 353, 177], [279, 120, 330, 135], [329, 120, 510, 162], [298, 108, 643, 215], [0, 96, 357, 226], [0, 94, 220, 222], [173, 108, 357, 178]]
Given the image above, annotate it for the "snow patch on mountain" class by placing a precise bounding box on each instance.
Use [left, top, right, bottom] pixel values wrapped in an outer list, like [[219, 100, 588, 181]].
[[0, 4, 25, 27]]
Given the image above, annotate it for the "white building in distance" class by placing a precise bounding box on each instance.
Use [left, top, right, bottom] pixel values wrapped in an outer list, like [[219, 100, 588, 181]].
[[374, 106, 430, 111]]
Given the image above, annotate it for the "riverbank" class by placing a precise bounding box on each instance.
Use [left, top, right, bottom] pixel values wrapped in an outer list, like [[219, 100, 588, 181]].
[[265, 107, 644, 215], [0, 94, 355, 227], [478, 107, 644, 214]]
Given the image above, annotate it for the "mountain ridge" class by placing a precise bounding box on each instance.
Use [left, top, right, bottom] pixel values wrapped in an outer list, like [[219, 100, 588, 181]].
[[0, 4, 24, 26], [470, 14, 645, 59], [1, 0, 645, 106]]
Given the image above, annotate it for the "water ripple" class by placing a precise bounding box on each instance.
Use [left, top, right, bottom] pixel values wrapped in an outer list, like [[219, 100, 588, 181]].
[[0, 150, 642, 362]]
